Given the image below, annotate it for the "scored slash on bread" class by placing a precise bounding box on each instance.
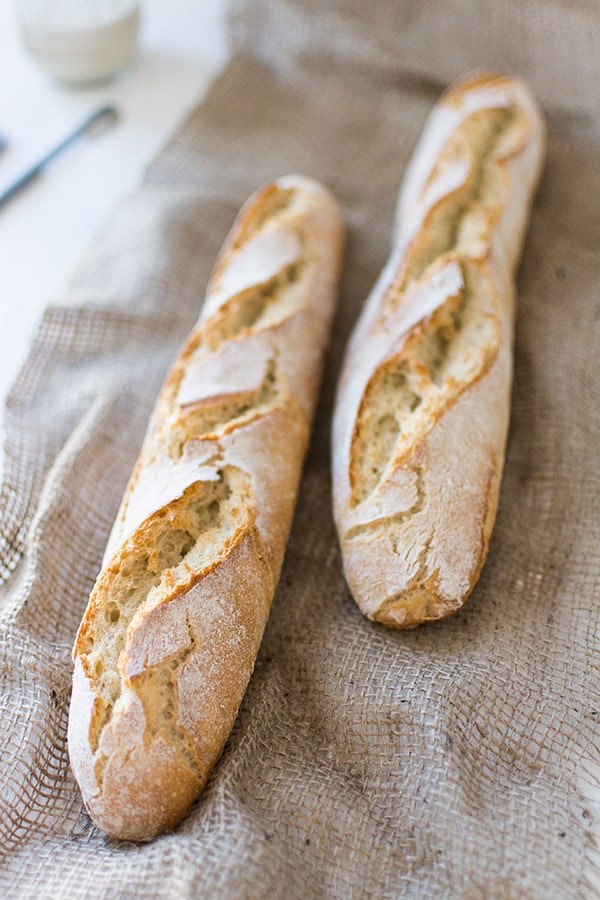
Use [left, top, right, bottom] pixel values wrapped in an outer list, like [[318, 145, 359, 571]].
[[332, 72, 546, 628], [68, 176, 344, 841]]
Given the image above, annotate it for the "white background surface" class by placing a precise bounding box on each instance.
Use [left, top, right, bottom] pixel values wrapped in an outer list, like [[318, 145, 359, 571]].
[[0, 0, 230, 477]]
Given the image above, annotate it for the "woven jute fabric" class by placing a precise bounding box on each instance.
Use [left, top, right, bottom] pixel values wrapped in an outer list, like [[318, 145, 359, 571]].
[[1, 1, 599, 896]]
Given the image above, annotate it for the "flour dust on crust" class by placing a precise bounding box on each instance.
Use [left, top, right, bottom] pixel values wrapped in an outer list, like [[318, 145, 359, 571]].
[[68, 175, 344, 840], [332, 73, 546, 627]]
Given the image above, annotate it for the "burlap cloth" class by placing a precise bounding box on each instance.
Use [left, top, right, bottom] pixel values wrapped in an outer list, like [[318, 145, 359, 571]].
[[1, 1, 599, 896]]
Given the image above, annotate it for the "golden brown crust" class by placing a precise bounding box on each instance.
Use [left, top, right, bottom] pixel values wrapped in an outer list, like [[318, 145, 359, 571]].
[[332, 73, 545, 628], [68, 175, 344, 840], [443, 69, 512, 102]]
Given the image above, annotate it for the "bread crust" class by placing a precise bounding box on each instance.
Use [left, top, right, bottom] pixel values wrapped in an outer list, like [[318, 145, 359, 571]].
[[332, 73, 545, 628], [68, 176, 343, 840]]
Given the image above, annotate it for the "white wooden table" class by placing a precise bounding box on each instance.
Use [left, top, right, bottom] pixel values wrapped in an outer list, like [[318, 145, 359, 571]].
[[0, 0, 230, 479]]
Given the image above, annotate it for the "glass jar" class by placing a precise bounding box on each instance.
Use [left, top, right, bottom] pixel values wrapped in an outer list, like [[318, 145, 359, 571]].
[[16, 0, 141, 83]]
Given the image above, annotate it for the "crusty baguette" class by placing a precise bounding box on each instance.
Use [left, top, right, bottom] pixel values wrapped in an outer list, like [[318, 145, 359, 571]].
[[332, 72, 545, 628], [68, 175, 344, 840]]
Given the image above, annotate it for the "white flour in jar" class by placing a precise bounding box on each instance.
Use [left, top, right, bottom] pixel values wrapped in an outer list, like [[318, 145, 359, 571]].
[[17, 0, 141, 83]]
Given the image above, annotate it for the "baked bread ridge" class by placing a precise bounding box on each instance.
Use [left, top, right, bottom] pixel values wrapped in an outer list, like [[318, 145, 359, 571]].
[[68, 175, 344, 841], [332, 72, 545, 628]]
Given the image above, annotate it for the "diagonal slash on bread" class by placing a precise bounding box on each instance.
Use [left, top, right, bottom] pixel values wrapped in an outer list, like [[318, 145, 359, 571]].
[[332, 72, 546, 628], [68, 176, 344, 840]]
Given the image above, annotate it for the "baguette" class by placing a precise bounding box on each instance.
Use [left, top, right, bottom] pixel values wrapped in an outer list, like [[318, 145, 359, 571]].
[[332, 72, 545, 628], [68, 175, 344, 840]]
